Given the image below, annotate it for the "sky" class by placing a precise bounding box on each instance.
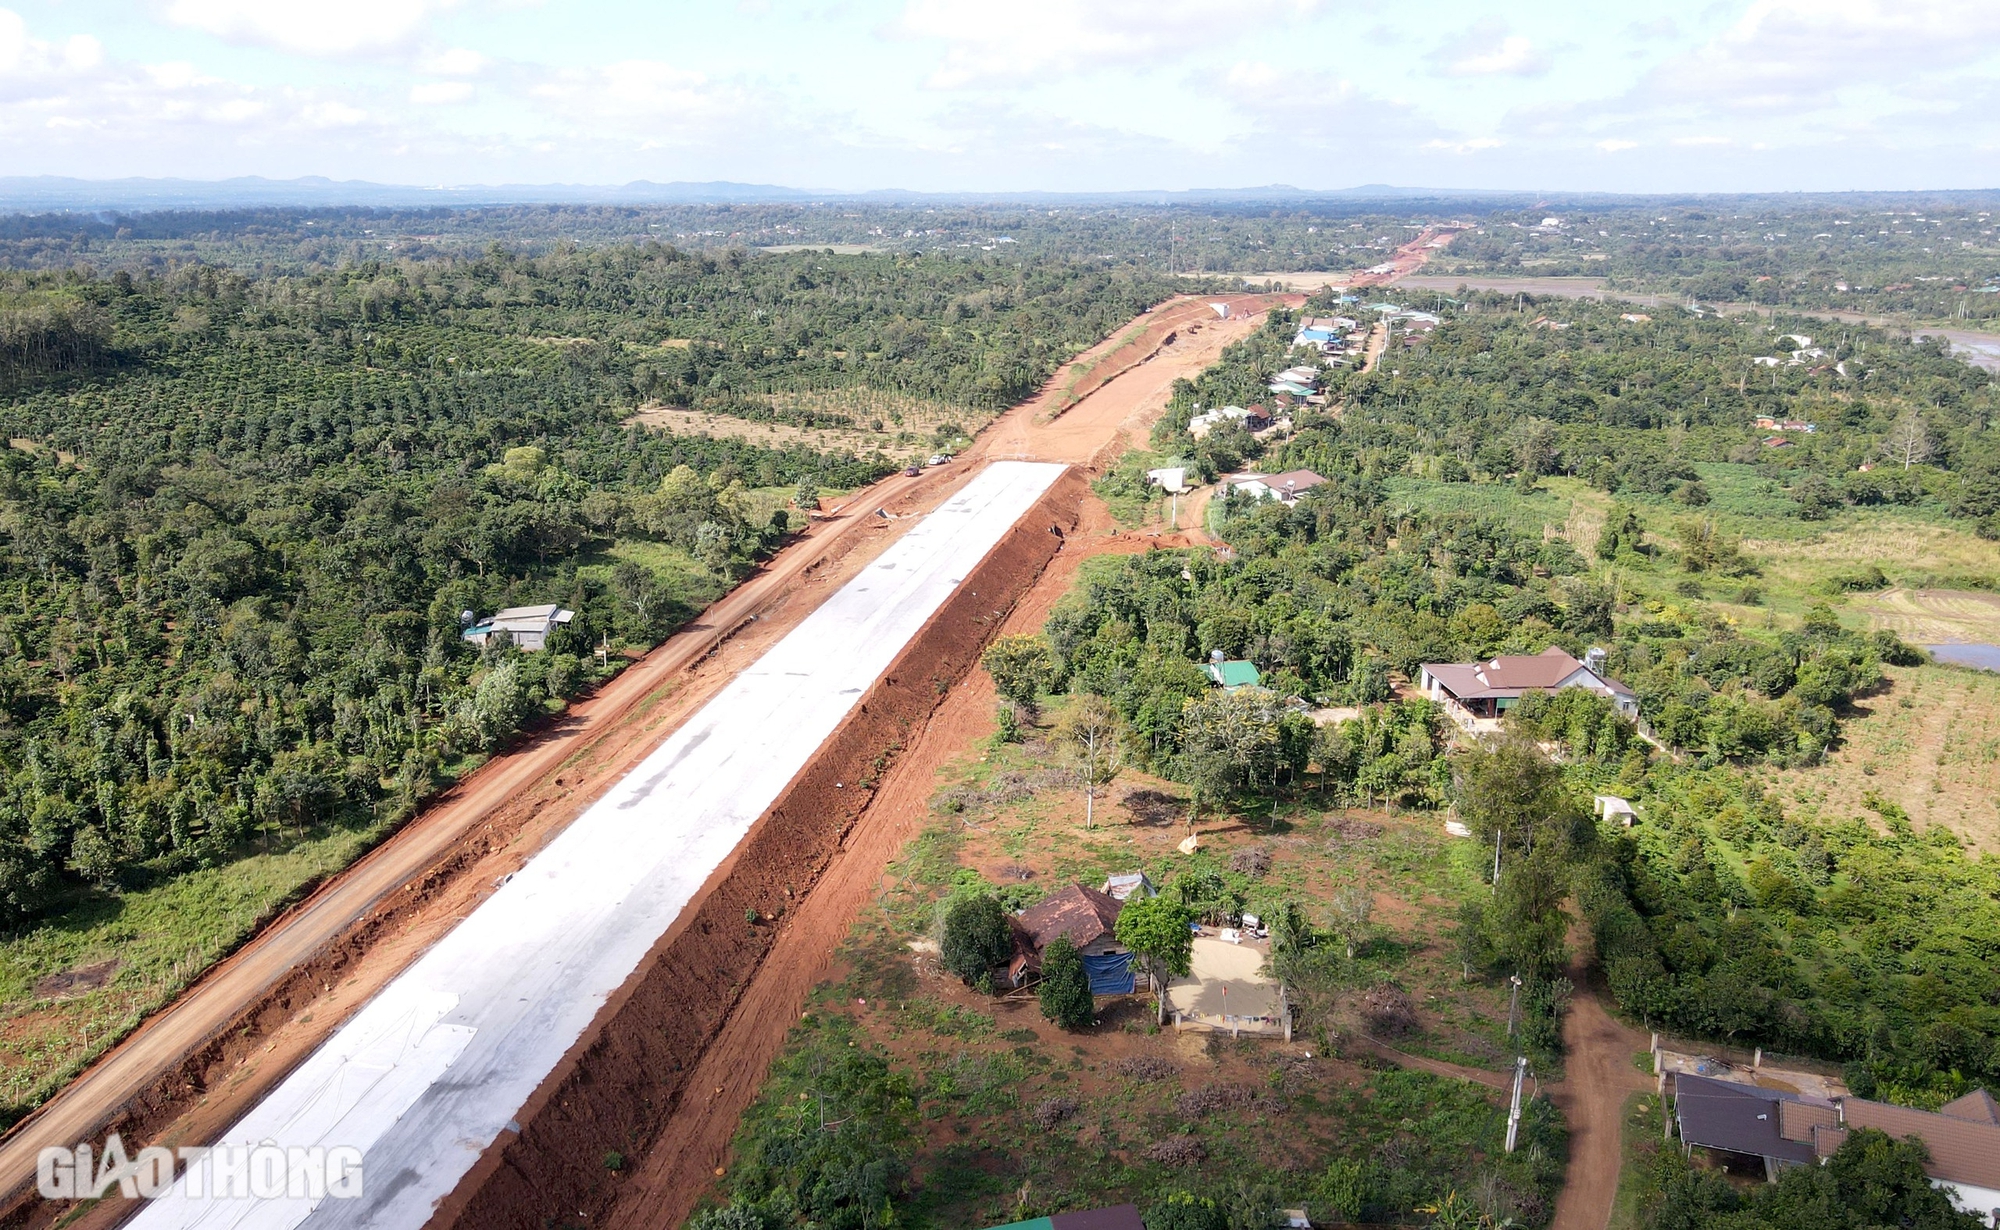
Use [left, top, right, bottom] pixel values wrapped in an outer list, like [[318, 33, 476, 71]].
[[1, 0, 1998, 194]]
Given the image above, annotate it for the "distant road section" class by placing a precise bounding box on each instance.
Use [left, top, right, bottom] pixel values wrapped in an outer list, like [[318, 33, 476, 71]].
[[126, 460, 1069, 1230]]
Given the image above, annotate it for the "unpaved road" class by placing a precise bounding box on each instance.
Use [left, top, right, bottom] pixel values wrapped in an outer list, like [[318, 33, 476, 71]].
[[0, 293, 1281, 1225], [1548, 962, 1651, 1230], [0, 462, 958, 1204], [607, 301, 1285, 1228]]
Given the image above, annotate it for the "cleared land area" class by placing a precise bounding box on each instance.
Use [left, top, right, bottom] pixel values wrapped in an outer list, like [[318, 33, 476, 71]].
[[1850, 586, 2000, 645], [1769, 662, 2000, 854], [627, 388, 994, 465], [1389, 273, 2000, 370], [125, 462, 1068, 1230]]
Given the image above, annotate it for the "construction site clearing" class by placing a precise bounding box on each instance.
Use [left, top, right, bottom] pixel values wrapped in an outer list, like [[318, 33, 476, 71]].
[[1, 290, 1293, 1230]]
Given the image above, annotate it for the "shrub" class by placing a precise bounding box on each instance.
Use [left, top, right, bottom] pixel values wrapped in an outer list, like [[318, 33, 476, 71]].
[[1038, 935, 1096, 1029], [940, 893, 1012, 985], [1143, 1138, 1210, 1170]]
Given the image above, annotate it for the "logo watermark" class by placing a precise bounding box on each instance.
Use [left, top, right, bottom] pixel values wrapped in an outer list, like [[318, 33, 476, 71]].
[[38, 1134, 363, 1201]]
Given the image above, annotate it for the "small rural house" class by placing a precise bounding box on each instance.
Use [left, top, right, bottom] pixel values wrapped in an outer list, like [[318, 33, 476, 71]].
[[1008, 884, 1134, 994], [1420, 646, 1636, 733], [982, 1204, 1144, 1230], [1593, 794, 1640, 827], [462, 603, 575, 652], [1673, 1073, 2000, 1222], [1224, 469, 1327, 506], [1202, 652, 1262, 690], [1188, 405, 1269, 439]]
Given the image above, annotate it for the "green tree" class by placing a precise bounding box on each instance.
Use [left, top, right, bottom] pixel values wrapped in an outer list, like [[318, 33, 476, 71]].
[[1145, 1191, 1224, 1230], [1115, 893, 1196, 1023], [1455, 737, 1585, 862], [940, 894, 1012, 987], [1330, 882, 1375, 960], [982, 633, 1056, 713], [1037, 935, 1095, 1029], [1175, 688, 1283, 823]]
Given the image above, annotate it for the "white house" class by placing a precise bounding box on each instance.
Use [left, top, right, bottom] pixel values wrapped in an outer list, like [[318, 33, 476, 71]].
[[462, 603, 576, 652], [1224, 470, 1327, 507]]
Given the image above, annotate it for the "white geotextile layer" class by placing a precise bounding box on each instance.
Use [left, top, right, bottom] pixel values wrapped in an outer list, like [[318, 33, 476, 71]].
[[127, 461, 1067, 1230]]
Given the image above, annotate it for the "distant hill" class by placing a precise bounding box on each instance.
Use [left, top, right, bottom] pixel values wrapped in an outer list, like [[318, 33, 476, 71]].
[[0, 176, 819, 212], [0, 176, 1560, 215], [5, 175, 1998, 216]]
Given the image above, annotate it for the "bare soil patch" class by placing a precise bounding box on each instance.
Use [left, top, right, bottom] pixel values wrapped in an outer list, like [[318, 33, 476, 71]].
[[28, 963, 119, 1003]]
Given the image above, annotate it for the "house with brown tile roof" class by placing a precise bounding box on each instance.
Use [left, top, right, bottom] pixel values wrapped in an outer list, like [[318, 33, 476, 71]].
[[1673, 1072, 2000, 1223], [1420, 646, 1636, 733], [1006, 884, 1135, 995]]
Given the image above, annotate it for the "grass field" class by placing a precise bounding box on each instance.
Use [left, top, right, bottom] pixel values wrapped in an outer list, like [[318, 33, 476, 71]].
[[1767, 663, 2000, 853], [0, 817, 392, 1122], [1608, 1092, 1666, 1230], [1849, 586, 2000, 644], [628, 389, 990, 464]]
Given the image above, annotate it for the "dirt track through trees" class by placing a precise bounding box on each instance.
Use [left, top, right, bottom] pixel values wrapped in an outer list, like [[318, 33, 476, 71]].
[[1546, 955, 1651, 1230]]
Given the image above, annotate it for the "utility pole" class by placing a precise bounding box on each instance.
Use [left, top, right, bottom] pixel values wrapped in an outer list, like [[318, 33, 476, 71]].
[[1506, 973, 1524, 1037], [1492, 829, 1502, 890], [1505, 1055, 1529, 1153]]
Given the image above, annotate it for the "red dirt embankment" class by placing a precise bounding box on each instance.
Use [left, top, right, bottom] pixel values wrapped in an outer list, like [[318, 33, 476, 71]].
[[426, 469, 1089, 1230]]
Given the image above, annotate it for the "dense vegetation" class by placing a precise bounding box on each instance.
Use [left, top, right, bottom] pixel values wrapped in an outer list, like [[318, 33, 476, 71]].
[[1634, 1120, 1984, 1230], [0, 202, 1429, 278], [1435, 201, 2000, 322], [1060, 295, 2000, 1113], [0, 245, 1172, 932]]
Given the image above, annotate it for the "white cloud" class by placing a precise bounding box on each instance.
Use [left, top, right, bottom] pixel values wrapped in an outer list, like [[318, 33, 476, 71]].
[[410, 81, 473, 104], [0, 6, 404, 168], [530, 60, 763, 141], [1432, 20, 1551, 78], [422, 47, 486, 76], [302, 101, 369, 127], [1225, 61, 1282, 92], [899, 0, 1319, 88], [163, 0, 460, 56], [1423, 136, 1504, 154], [63, 34, 101, 69], [1647, 0, 2000, 113], [1596, 138, 1638, 152]]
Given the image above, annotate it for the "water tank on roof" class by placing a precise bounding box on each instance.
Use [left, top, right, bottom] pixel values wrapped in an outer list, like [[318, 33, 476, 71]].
[[1586, 646, 1607, 675]]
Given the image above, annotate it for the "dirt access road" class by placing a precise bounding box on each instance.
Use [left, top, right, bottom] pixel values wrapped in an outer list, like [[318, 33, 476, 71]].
[[0, 459, 957, 1207], [605, 297, 1290, 1228], [1547, 955, 1653, 1230], [0, 292, 1283, 1226]]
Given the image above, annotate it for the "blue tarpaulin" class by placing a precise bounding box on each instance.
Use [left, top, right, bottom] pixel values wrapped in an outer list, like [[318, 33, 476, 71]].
[[1082, 951, 1135, 995]]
